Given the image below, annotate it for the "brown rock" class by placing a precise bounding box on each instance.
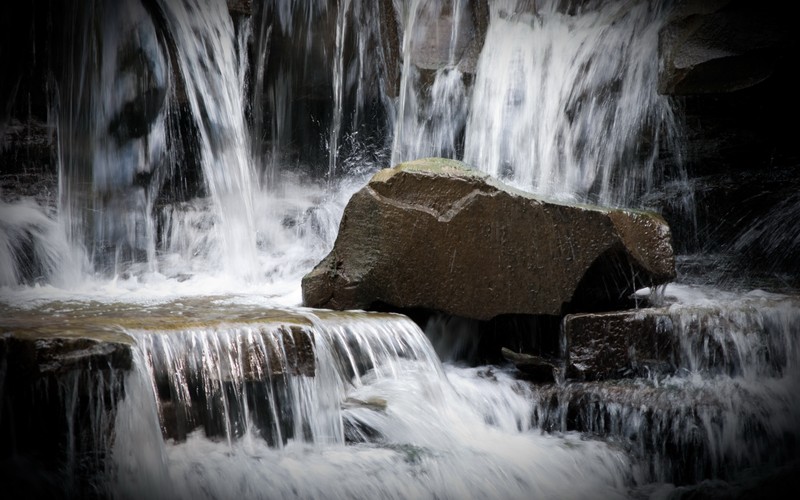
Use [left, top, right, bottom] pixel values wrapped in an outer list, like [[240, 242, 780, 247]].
[[500, 347, 559, 382], [302, 157, 676, 320], [563, 308, 675, 381]]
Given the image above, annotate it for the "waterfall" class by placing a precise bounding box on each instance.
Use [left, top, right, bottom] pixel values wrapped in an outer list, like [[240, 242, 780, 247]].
[[105, 309, 634, 500], [47, 0, 172, 275], [249, 0, 393, 186], [391, 0, 471, 163], [29, 0, 685, 287], [464, 0, 680, 205], [1, 0, 798, 499], [156, 0, 260, 279], [121, 311, 441, 449], [532, 286, 800, 485], [390, 0, 684, 206]]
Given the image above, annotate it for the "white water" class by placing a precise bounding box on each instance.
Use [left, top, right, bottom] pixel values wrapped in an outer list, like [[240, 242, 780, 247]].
[[157, 0, 261, 279], [2, 0, 684, 295], [109, 313, 634, 500], [466, 0, 679, 205], [534, 284, 800, 485], [0, 198, 83, 287], [390, 0, 683, 206]]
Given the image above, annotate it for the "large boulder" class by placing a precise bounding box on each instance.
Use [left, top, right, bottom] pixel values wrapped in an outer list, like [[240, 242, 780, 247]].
[[302, 158, 675, 320]]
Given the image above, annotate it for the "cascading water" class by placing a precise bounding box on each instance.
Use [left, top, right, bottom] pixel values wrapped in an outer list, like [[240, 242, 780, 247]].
[[532, 286, 800, 487], [391, 0, 684, 206], [50, 0, 171, 275], [390, 0, 472, 163], [464, 0, 682, 205], [104, 309, 635, 500], [156, 0, 261, 279], [1, 0, 798, 499]]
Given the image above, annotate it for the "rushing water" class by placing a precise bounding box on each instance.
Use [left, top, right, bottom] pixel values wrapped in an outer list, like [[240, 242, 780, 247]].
[[2, 0, 685, 286], [110, 310, 637, 500], [1, 0, 798, 499]]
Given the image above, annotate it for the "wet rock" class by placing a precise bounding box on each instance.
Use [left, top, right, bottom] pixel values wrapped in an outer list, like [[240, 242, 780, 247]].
[[0, 333, 130, 498], [342, 396, 388, 412], [531, 378, 800, 486], [227, 0, 252, 16], [409, 1, 481, 73], [342, 397, 389, 444], [462, 0, 488, 74], [563, 308, 675, 381], [0, 119, 55, 179], [302, 157, 676, 320], [563, 292, 799, 382], [500, 347, 559, 383], [239, 325, 316, 379], [379, 0, 401, 97], [658, 1, 793, 95], [0, 333, 133, 377]]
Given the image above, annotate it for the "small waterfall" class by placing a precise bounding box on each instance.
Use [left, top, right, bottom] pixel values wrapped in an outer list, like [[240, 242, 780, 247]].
[[389, 0, 684, 207], [391, 0, 471, 164], [328, 0, 353, 184], [669, 295, 800, 379], [106, 310, 634, 500], [249, 0, 330, 183], [156, 0, 260, 279], [49, 0, 172, 275], [464, 0, 681, 205], [118, 311, 443, 450], [532, 288, 800, 486], [250, 0, 393, 185], [93, 0, 168, 271]]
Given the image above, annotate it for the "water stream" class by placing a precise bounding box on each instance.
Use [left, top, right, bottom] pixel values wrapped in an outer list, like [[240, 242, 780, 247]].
[[109, 309, 635, 500], [1, 0, 798, 498]]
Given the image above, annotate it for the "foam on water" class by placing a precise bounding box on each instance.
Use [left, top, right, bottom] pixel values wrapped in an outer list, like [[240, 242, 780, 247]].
[[111, 336, 634, 500]]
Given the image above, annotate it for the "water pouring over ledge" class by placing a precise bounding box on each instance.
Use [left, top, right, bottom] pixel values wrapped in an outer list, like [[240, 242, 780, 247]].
[[1, 0, 799, 499]]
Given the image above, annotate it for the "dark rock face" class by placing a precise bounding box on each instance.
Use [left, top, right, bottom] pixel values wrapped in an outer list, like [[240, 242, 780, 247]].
[[654, 0, 800, 246], [500, 347, 559, 383], [302, 157, 676, 320], [658, 0, 792, 95], [564, 309, 675, 381], [406, 0, 485, 75], [654, 165, 800, 287], [227, 0, 253, 16], [0, 334, 131, 499]]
